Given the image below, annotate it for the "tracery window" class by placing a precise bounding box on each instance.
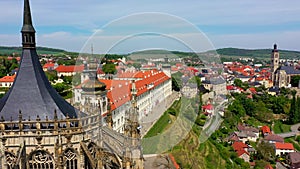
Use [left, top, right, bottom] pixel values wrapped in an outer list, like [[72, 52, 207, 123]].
[[27, 150, 54, 169], [64, 148, 78, 169], [5, 151, 17, 169]]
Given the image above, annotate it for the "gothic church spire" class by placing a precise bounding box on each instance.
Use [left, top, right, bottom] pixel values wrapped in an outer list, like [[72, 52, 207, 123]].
[[21, 0, 36, 48]]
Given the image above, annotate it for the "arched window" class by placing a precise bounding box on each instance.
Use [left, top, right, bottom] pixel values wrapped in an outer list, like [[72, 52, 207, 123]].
[[64, 148, 78, 169], [27, 150, 54, 169]]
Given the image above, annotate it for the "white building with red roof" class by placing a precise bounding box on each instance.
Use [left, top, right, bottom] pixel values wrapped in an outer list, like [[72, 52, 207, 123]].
[[75, 69, 172, 133], [274, 142, 295, 156], [55, 65, 84, 77], [0, 74, 16, 88], [43, 61, 57, 71], [232, 141, 250, 162]]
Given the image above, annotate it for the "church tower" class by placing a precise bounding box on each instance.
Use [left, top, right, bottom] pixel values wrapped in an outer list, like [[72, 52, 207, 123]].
[[271, 44, 280, 82]]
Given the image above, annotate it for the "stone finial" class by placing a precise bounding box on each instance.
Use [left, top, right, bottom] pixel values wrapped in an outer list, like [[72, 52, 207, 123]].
[[19, 110, 22, 122], [36, 115, 40, 121], [54, 109, 58, 120]]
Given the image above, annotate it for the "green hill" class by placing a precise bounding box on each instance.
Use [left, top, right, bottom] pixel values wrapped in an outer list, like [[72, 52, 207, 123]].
[[0, 46, 69, 56], [217, 48, 300, 60], [1, 46, 300, 60]]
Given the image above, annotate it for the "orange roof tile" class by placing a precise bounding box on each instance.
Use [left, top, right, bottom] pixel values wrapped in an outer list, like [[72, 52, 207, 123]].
[[232, 141, 248, 151], [135, 70, 170, 96], [55, 65, 84, 73], [275, 142, 294, 150], [0, 74, 16, 82], [43, 63, 55, 69], [99, 79, 132, 111], [261, 126, 271, 134]]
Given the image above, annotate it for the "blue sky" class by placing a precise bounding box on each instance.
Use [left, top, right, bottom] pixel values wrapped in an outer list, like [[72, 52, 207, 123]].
[[1, 0, 300, 53]]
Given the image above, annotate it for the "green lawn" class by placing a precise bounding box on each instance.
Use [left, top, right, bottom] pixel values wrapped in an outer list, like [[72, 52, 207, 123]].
[[144, 99, 181, 138], [285, 138, 300, 151], [273, 121, 291, 134], [143, 112, 172, 138]]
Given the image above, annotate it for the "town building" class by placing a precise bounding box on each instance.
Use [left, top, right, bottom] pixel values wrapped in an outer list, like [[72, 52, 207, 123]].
[[0, 1, 143, 168], [272, 44, 300, 88], [287, 152, 300, 169], [75, 68, 172, 133], [264, 134, 284, 144], [274, 142, 295, 156], [55, 65, 84, 77], [232, 141, 250, 162], [0, 74, 16, 88]]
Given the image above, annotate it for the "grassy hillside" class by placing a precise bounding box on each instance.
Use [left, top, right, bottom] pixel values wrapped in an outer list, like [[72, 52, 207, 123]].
[[0, 46, 68, 56], [1, 46, 299, 60]]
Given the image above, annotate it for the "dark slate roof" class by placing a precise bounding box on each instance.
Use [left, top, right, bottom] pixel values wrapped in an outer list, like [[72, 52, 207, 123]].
[[269, 86, 280, 93], [197, 74, 205, 78], [249, 82, 262, 86], [201, 80, 211, 84], [236, 74, 251, 79], [0, 49, 78, 120], [199, 85, 209, 93], [186, 83, 197, 89], [210, 77, 226, 85], [279, 66, 300, 75], [21, 0, 35, 33]]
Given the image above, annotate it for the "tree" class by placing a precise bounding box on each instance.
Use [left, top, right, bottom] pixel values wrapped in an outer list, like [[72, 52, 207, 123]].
[[228, 99, 246, 117], [53, 83, 70, 93], [171, 77, 180, 91], [254, 160, 269, 169], [256, 141, 275, 161], [102, 63, 116, 74], [289, 90, 297, 124], [234, 79, 243, 88], [291, 75, 300, 87], [45, 71, 58, 82]]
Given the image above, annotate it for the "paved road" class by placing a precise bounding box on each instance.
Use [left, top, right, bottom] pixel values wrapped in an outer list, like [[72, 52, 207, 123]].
[[277, 123, 300, 138]]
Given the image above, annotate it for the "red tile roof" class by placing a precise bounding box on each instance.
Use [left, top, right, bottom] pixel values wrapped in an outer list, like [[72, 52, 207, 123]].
[[232, 141, 248, 151], [100, 79, 131, 111], [248, 87, 257, 94], [43, 63, 55, 69], [135, 70, 170, 96], [7, 56, 21, 61], [202, 104, 213, 110], [55, 65, 84, 73], [237, 149, 249, 157], [275, 142, 294, 150], [0, 74, 16, 82], [261, 126, 271, 135]]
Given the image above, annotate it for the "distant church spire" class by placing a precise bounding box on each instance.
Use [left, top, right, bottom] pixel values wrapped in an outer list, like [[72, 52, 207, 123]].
[[21, 0, 36, 48], [272, 43, 278, 52]]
